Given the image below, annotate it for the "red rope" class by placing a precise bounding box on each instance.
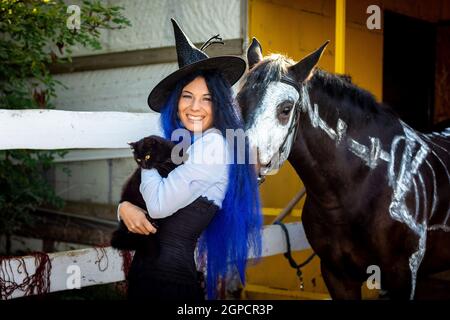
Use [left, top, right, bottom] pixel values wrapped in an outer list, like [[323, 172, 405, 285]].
[[90, 242, 133, 296], [0, 244, 134, 299], [0, 252, 51, 300], [94, 246, 109, 272], [110, 250, 132, 297], [119, 250, 133, 278]]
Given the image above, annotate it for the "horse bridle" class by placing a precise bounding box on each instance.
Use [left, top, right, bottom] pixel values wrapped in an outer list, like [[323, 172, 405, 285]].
[[258, 76, 301, 185], [257, 76, 303, 185], [278, 76, 303, 154]]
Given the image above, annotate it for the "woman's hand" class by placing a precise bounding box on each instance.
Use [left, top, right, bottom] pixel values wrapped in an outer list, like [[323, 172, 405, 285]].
[[118, 201, 156, 235]]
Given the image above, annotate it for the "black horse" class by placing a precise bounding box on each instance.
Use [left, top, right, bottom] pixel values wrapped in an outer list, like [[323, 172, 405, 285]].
[[237, 38, 450, 299]]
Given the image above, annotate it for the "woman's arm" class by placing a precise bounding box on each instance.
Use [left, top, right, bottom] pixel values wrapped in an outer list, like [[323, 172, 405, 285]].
[[118, 201, 156, 235], [140, 132, 228, 218]]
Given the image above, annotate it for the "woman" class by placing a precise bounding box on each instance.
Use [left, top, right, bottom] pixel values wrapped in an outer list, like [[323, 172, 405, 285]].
[[118, 19, 262, 300]]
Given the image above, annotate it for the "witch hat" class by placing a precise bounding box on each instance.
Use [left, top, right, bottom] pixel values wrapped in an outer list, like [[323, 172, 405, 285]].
[[147, 19, 246, 112]]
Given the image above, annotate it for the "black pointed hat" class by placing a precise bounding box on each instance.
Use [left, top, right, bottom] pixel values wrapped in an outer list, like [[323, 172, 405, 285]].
[[147, 19, 246, 112]]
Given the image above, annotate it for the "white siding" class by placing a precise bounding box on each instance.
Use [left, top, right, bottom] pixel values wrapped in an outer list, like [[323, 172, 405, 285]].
[[70, 0, 243, 56], [53, 63, 176, 112], [54, 157, 136, 204]]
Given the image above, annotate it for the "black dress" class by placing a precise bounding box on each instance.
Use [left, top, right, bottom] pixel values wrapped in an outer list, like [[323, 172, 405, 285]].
[[127, 196, 218, 301]]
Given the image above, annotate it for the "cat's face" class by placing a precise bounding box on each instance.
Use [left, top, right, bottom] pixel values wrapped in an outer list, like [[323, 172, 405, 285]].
[[129, 135, 175, 169]]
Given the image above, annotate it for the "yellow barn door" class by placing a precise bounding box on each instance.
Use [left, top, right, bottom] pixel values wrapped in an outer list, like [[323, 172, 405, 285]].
[[244, 0, 381, 300]]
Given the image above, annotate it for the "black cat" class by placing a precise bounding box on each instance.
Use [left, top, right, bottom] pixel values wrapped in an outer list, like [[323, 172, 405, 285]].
[[110, 135, 181, 254]]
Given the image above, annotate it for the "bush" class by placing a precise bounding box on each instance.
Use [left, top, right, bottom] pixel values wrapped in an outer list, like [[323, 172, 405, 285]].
[[0, 0, 131, 250]]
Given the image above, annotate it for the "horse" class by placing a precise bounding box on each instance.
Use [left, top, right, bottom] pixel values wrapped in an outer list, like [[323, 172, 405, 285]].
[[237, 38, 450, 299]]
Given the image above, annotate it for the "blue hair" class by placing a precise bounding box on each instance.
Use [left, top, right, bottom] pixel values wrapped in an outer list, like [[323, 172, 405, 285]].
[[159, 71, 263, 299]]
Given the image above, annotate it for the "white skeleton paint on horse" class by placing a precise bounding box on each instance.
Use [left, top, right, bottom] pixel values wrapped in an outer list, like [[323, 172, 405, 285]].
[[238, 38, 450, 299]]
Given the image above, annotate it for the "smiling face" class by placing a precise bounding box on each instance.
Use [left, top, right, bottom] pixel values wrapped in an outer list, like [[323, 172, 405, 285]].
[[178, 76, 214, 133]]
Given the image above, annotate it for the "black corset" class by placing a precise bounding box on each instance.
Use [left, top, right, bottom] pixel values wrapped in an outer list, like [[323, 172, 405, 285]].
[[127, 196, 218, 301]]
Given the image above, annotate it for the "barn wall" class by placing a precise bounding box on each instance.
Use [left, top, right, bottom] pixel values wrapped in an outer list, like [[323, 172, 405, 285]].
[[69, 0, 243, 56], [53, 63, 176, 113]]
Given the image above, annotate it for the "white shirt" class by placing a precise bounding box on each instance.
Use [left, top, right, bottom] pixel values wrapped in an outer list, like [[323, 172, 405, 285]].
[[118, 129, 229, 220]]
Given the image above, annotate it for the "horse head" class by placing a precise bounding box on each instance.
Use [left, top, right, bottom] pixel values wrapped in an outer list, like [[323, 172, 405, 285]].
[[237, 38, 328, 176]]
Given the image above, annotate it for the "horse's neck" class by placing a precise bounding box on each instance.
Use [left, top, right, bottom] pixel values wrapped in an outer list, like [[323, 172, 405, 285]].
[[288, 85, 400, 212]]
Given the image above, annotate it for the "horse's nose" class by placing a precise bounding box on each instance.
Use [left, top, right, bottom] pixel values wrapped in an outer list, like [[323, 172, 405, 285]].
[[254, 152, 268, 184], [257, 151, 272, 168]]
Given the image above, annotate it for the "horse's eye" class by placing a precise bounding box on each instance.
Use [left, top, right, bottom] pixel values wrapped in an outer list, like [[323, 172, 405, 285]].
[[277, 102, 294, 125], [282, 106, 291, 115], [278, 102, 293, 116], [145, 154, 151, 160]]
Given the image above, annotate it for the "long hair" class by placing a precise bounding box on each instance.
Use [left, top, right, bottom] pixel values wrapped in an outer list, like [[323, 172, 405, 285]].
[[159, 71, 263, 299]]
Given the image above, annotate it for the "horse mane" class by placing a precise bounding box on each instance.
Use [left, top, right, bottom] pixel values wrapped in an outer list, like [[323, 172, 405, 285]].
[[240, 53, 398, 128], [242, 54, 293, 89], [244, 54, 381, 111], [309, 68, 385, 116]]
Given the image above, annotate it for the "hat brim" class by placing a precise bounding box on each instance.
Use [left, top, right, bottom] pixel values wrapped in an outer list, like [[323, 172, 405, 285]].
[[148, 56, 246, 112]]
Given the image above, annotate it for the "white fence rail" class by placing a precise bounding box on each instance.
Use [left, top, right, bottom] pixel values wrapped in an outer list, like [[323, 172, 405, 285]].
[[0, 223, 310, 300], [0, 109, 161, 150], [0, 109, 311, 300]]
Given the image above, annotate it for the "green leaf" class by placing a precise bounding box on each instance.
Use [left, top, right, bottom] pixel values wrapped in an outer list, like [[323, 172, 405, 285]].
[[0, 0, 130, 236]]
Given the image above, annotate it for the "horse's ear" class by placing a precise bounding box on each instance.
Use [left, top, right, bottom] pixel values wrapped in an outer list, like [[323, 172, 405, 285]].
[[289, 40, 329, 83], [247, 37, 263, 70]]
